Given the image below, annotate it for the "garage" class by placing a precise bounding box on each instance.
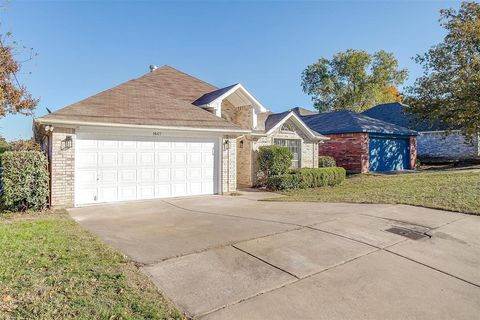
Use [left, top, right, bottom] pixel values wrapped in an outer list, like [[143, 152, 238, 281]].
[[75, 135, 218, 206], [368, 135, 411, 172], [301, 110, 418, 173]]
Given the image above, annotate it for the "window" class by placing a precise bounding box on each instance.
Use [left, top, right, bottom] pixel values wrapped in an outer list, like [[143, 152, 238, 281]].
[[274, 139, 301, 168], [281, 123, 295, 132]]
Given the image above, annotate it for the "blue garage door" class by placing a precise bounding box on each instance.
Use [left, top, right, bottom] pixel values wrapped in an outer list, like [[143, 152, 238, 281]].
[[369, 135, 410, 172]]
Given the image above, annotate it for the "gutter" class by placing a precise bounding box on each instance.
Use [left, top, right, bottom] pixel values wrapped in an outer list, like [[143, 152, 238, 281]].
[[34, 118, 251, 135]]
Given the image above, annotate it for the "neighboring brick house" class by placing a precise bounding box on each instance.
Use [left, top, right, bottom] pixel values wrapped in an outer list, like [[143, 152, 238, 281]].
[[299, 110, 417, 173], [363, 102, 480, 160], [35, 65, 326, 207]]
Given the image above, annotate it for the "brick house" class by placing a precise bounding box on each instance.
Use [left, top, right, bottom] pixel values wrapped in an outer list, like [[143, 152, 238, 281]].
[[363, 102, 480, 160], [35, 66, 326, 208], [298, 110, 417, 173]]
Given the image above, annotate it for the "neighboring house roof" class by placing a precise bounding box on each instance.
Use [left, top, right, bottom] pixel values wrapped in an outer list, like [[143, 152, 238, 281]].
[[301, 110, 417, 136], [362, 102, 452, 132], [289, 107, 317, 116], [264, 111, 327, 141], [36, 65, 245, 132]]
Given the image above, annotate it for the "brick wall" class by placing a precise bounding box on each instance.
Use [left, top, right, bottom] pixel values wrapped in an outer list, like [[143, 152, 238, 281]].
[[221, 100, 252, 130], [233, 105, 252, 130], [222, 136, 237, 193], [50, 127, 76, 208], [236, 137, 252, 187], [319, 133, 369, 173], [417, 131, 480, 159]]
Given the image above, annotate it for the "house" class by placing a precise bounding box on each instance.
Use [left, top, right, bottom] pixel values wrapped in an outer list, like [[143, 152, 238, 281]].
[[363, 102, 480, 160], [299, 110, 417, 173], [34, 65, 326, 207]]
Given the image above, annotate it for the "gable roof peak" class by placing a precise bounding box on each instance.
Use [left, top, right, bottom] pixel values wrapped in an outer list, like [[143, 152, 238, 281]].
[[36, 65, 246, 131]]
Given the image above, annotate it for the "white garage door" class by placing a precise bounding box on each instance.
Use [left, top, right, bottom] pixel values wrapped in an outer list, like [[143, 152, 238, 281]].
[[75, 136, 218, 206]]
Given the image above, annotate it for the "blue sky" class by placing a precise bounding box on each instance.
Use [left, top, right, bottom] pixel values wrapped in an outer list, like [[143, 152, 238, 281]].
[[0, 0, 459, 140]]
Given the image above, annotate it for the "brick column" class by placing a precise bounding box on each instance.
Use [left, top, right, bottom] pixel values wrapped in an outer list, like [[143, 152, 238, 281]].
[[50, 127, 76, 208], [222, 136, 237, 193], [410, 136, 417, 169]]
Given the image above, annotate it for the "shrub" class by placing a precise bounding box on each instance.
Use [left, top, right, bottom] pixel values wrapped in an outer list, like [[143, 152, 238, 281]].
[[7, 139, 41, 152], [0, 151, 49, 212], [318, 156, 336, 167], [266, 167, 346, 191], [257, 145, 293, 178]]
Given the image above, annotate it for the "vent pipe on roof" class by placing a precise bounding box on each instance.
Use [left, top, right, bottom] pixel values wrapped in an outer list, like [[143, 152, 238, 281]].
[[149, 65, 158, 72]]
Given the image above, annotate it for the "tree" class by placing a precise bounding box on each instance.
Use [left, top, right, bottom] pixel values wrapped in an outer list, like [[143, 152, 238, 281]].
[[0, 31, 38, 117], [0, 135, 8, 153], [301, 49, 408, 112], [406, 2, 480, 138]]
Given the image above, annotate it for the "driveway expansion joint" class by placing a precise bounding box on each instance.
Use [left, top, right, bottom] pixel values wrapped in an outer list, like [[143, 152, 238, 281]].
[[231, 245, 301, 280], [161, 199, 305, 228], [143, 226, 304, 266], [384, 249, 480, 289], [198, 248, 381, 319]]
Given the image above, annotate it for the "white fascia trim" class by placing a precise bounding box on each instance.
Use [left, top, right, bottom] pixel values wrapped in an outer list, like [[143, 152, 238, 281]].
[[34, 118, 250, 135], [266, 112, 328, 141], [201, 84, 268, 113]]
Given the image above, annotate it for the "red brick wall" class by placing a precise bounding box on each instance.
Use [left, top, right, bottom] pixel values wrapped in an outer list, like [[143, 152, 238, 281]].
[[319, 133, 369, 173], [410, 136, 417, 169]]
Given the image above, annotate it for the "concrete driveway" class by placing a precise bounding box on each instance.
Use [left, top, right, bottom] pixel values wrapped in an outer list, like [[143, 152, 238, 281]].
[[69, 190, 480, 319]]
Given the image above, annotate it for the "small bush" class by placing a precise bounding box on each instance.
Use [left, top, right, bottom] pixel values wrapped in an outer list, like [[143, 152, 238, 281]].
[[266, 167, 346, 191], [318, 156, 336, 167], [257, 145, 293, 178], [0, 151, 49, 212]]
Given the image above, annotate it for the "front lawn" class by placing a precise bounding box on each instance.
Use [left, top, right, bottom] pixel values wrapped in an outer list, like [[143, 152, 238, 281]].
[[0, 212, 184, 319], [276, 171, 480, 215]]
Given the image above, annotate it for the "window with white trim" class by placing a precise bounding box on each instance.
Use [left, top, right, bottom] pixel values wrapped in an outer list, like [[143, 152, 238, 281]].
[[274, 139, 301, 168]]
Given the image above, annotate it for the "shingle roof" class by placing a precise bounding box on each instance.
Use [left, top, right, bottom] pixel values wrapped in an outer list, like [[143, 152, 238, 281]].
[[262, 111, 324, 139], [362, 102, 452, 132], [37, 65, 243, 131], [290, 107, 317, 116], [301, 110, 417, 136], [265, 111, 291, 132], [192, 84, 238, 106]]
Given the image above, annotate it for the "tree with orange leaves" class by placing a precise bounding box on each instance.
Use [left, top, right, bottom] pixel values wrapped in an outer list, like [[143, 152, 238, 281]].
[[0, 31, 38, 118]]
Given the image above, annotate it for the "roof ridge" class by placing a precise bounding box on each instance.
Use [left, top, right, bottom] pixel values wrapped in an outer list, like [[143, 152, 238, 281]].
[[148, 65, 219, 90], [45, 66, 219, 118]]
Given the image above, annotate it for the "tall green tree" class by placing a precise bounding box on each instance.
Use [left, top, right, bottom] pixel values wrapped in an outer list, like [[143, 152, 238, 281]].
[[301, 49, 408, 112], [406, 2, 480, 138]]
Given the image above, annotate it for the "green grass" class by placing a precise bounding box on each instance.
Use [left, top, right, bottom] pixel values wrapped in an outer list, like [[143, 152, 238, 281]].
[[276, 171, 480, 215], [0, 212, 184, 320]]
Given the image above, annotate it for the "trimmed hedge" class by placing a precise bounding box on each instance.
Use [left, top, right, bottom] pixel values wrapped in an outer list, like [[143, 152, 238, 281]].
[[318, 156, 337, 167], [266, 167, 346, 191], [0, 151, 49, 212], [257, 145, 293, 177]]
